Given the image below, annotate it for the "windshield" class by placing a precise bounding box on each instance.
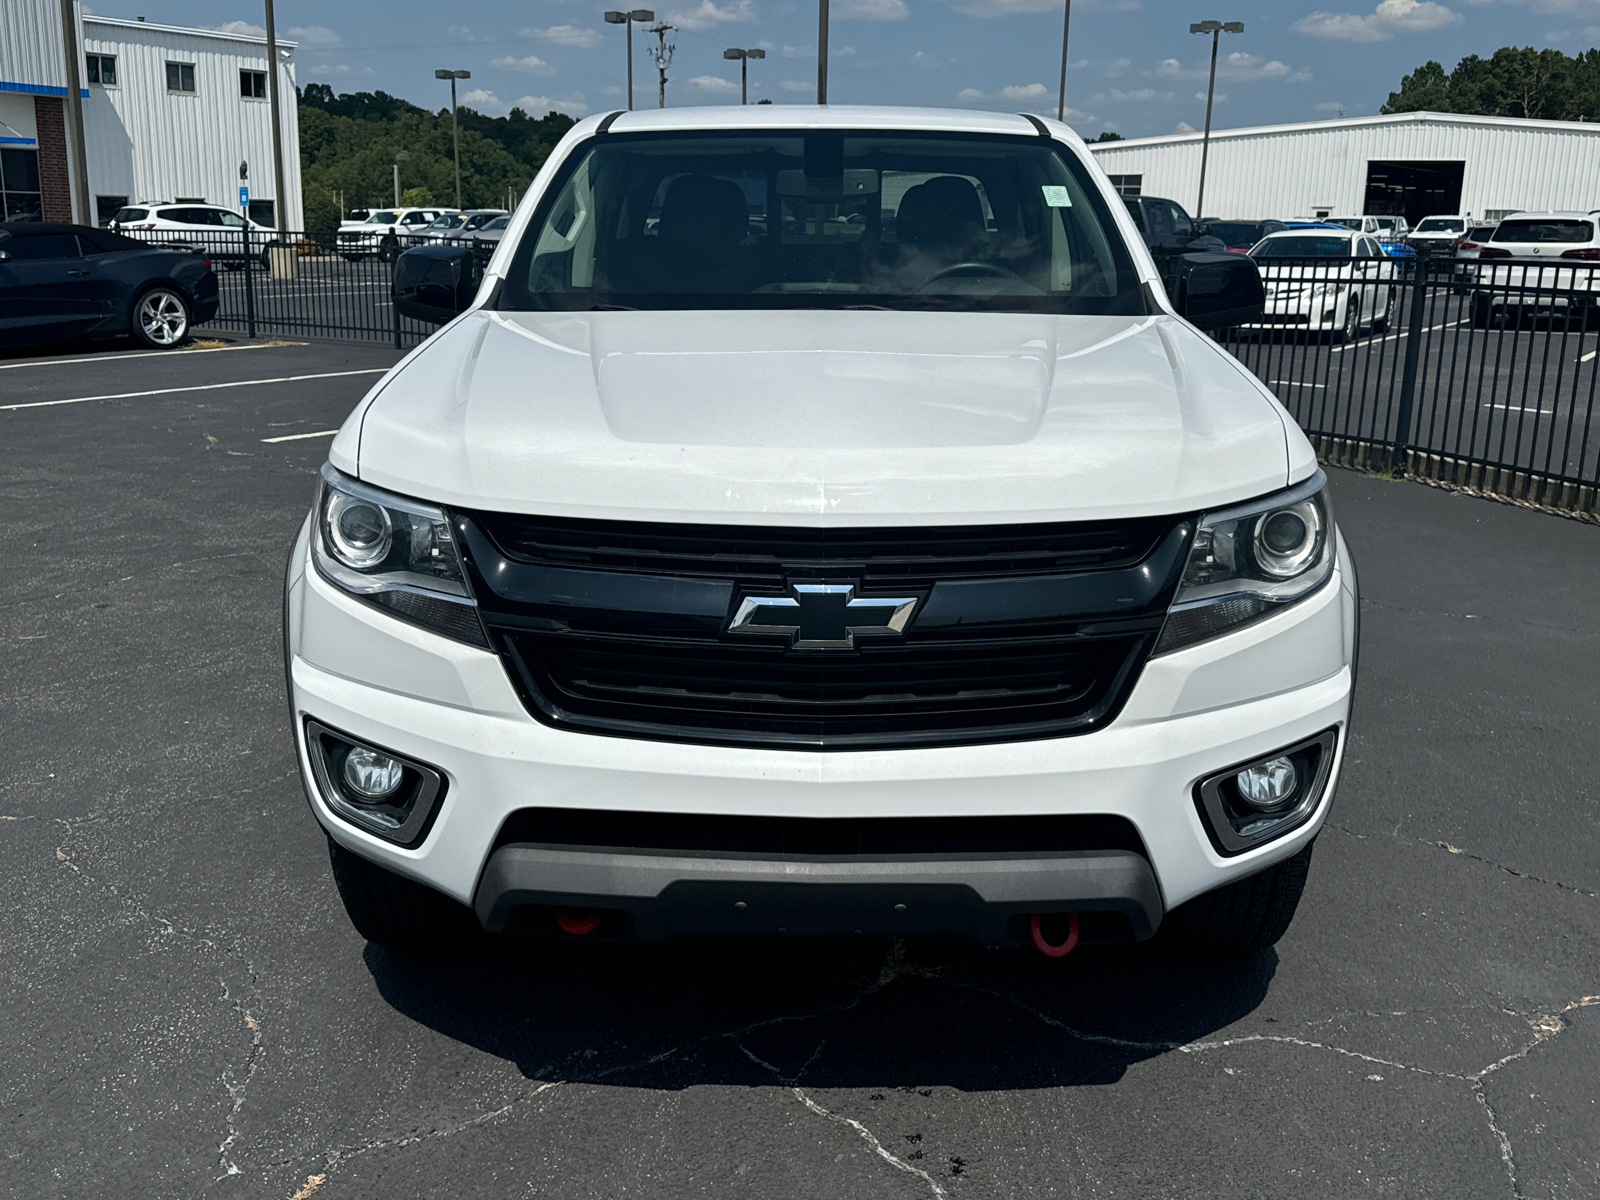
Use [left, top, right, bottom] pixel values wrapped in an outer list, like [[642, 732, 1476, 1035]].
[[1206, 221, 1263, 248], [428, 214, 467, 230], [484, 216, 510, 230], [1493, 219, 1592, 244], [1416, 218, 1463, 232], [365, 211, 399, 224], [500, 130, 1142, 314], [1251, 237, 1351, 259]]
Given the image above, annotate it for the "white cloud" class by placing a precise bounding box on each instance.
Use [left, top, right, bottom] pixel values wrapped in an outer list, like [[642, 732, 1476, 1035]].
[[1294, 0, 1461, 40], [837, 0, 910, 19], [493, 54, 556, 74], [956, 82, 1084, 117], [911, 50, 946, 67], [668, 0, 757, 28], [781, 78, 815, 91], [690, 74, 741, 92], [518, 24, 603, 48], [1175, 120, 1197, 132], [1196, 90, 1228, 102], [512, 94, 591, 117], [1001, 82, 1048, 100], [1155, 52, 1310, 82], [212, 20, 266, 37], [1316, 100, 1346, 111], [948, 0, 1139, 14], [461, 88, 501, 107], [1104, 57, 1131, 76], [1093, 87, 1171, 102], [285, 25, 341, 49]]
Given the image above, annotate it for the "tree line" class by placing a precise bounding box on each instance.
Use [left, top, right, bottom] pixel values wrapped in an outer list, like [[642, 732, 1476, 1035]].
[[1383, 46, 1600, 122], [298, 83, 575, 237]]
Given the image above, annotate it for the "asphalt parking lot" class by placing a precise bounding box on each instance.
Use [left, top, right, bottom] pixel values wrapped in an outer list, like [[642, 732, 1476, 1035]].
[[3, 339, 1598, 1199]]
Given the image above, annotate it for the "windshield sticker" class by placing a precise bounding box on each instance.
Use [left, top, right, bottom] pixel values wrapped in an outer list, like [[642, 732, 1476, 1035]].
[[1041, 185, 1072, 208]]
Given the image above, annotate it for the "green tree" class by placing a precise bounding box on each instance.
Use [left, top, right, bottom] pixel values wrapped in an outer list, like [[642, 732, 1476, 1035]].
[[399, 186, 436, 207], [1092, 131, 1124, 142], [1383, 46, 1596, 120]]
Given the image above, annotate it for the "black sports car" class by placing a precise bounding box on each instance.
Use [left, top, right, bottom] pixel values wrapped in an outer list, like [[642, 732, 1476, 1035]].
[[0, 222, 219, 351]]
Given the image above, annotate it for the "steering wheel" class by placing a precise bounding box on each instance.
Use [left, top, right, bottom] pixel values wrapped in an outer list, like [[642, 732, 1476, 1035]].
[[917, 261, 1024, 290]]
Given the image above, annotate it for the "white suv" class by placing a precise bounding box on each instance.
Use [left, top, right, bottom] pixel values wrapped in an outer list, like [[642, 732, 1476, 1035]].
[[335, 207, 452, 261], [111, 202, 279, 267], [1470, 211, 1600, 326], [285, 107, 1357, 959]]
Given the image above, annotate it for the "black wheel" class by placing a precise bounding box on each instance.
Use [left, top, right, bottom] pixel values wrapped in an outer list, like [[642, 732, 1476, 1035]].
[[1372, 287, 1395, 333], [1157, 839, 1315, 956], [379, 235, 400, 263], [327, 838, 485, 955], [1470, 293, 1493, 327], [130, 286, 190, 349], [1332, 296, 1361, 343], [341, 253, 364, 263]]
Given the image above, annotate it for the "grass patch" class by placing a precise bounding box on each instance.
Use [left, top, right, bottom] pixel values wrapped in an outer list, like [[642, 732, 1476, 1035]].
[[185, 338, 228, 350]]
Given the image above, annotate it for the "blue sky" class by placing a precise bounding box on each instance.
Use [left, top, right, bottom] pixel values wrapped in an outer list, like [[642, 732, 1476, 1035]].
[[90, 0, 1597, 138]]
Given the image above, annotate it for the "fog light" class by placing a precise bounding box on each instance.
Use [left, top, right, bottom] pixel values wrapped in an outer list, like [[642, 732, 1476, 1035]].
[[1235, 757, 1298, 809], [342, 747, 405, 800]]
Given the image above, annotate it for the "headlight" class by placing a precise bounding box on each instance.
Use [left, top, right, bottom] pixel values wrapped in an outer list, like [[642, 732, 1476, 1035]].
[[312, 463, 489, 648], [1155, 471, 1334, 655], [1311, 282, 1347, 297]]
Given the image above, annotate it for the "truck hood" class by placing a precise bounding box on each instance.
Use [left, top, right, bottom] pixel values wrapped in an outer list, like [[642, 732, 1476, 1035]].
[[342, 308, 1301, 525]]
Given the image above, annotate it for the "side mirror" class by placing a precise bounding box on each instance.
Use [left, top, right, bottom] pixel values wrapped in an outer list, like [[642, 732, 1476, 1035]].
[[393, 243, 481, 325], [1172, 251, 1263, 331]]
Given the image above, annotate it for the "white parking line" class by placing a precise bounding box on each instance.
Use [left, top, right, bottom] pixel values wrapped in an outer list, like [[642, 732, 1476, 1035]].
[[0, 367, 389, 411], [1582, 350, 1597, 363], [0, 342, 295, 371], [261, 429, 340, 443], [1269, 380, 1327, 388], [1485, 404, 1554, 413]]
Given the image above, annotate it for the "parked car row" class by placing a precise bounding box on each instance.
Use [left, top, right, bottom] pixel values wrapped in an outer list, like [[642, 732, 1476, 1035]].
[[335, 207, 509, 262]]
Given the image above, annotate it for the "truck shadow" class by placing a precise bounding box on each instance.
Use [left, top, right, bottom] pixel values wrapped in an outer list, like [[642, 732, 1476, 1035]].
[[364, 934, 1276, 1090]]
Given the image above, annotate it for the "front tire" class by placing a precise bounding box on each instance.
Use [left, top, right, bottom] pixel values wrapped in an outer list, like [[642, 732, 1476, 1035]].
[[1333, 296, 1361, 343], [131, 286, 190, 349], [327, 838, 484, 955], [379, 235, 400, 264], [1156, 838, 1315, 956]]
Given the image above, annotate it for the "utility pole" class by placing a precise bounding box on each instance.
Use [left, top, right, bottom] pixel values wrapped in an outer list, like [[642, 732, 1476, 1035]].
[[434, 68, 471, 208], [1189, 19, 1242, 221], [646, 23, 674, 108], [817, 0, 829, 104], [264, 0, 288, 230], [58, 0, 91, 223], [723, 47, 764, 104], [603, 10, 654, 110], [1055, 0, 1070, 123]]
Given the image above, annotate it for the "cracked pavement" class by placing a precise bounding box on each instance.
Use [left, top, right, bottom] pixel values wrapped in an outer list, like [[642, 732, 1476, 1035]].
[[2, 340, 1598, 1198]]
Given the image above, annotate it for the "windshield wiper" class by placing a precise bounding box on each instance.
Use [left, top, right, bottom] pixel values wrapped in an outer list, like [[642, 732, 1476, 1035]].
[[589, 304, 639, 311]]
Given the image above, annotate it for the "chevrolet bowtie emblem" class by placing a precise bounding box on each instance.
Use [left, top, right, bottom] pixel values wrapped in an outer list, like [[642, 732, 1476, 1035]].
[[727, 583, 919, 650]]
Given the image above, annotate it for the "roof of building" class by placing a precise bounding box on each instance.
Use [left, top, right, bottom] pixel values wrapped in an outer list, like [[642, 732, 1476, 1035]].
[[1087, 110, 1600, 152], [83, 15, 297, 50]]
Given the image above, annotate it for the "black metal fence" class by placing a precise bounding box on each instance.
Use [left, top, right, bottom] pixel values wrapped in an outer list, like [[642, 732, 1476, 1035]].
[[126, 227, 1600, 516]]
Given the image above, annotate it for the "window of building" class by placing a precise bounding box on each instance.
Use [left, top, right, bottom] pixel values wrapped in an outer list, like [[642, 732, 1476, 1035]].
[[166, 62, 197, 93], [85, 54, 117, 86], [0, 148, 42, 222], [95, 195, 128, 226], [240, 70, 267, 99], [1106, 174, 1142, 197]]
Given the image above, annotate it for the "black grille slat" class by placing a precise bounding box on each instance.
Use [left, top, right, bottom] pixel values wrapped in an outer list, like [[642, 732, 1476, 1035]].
[[459, 510, 1189, 750], [493, 807, 1148, 860]]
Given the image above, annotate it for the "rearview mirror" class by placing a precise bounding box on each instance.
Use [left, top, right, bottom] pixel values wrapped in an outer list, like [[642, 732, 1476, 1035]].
[[1172, 251, 1263, 331], [393, 243, 482, 325]]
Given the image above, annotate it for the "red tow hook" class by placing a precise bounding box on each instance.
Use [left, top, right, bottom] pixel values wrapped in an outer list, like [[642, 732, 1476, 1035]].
[[1030, 912, 1079, 958], [556, 907, 603, 935]]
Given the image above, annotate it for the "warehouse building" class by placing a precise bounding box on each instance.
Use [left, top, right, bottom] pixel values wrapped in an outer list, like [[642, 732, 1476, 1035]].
[[0, 1, 301, 229], [1087, 111, 1600, 226]]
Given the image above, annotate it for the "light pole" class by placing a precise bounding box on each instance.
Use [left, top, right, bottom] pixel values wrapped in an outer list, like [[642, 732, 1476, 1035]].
[[603, 10, 654, 110], [723, 47, 765, 104], [392, 151, 410, 207], [264, 0, 287, 230], [434, 68, 471, 209], [817, 0, 829, 104], [1056, 0, 1070, 123], [1189, 19, 1242, 221]]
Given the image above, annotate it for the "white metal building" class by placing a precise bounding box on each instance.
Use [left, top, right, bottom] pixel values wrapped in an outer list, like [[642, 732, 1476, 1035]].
[[1087, 111, 1600, 226], [0, 1, 301, 229]]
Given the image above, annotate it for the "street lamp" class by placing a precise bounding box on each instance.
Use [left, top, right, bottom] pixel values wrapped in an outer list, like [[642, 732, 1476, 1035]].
[[392, 151, 410, 207], [1189, 19, 1243, 221], [434, 68, 471, 210], [817, 0, 829, 104], [722, 47, 764, 104], [603, 10, 654, 110]]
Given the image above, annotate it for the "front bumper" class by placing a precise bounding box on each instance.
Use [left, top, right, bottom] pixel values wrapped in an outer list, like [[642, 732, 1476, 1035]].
[[285, 516, 1358, 941]]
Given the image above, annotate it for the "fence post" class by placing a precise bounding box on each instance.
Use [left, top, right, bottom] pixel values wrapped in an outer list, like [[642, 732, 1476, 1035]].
[[241, 226, 258, 339], [1389, 257, 1429, 473], [390, 252, 402, 350]]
